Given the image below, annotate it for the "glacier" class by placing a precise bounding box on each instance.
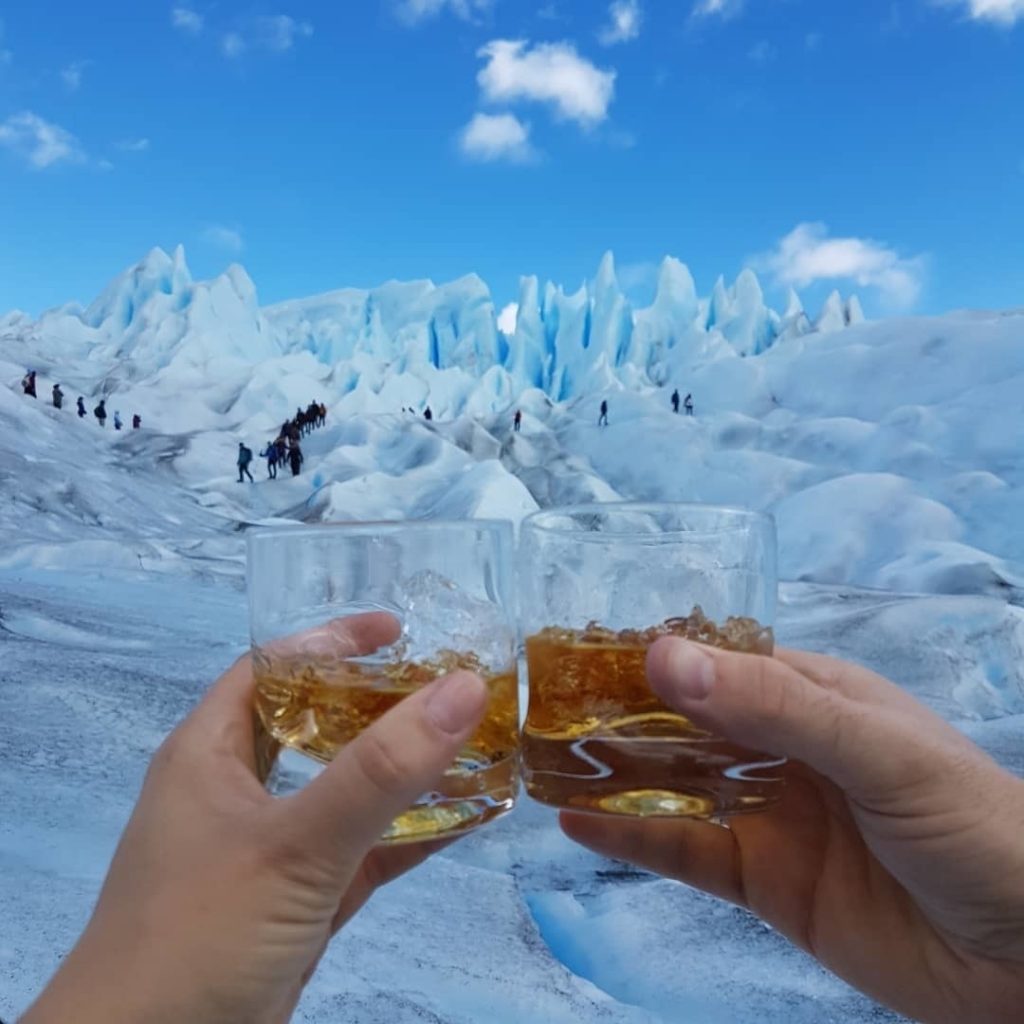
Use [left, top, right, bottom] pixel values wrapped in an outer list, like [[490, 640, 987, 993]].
[[2, 246, 1024, 1023]]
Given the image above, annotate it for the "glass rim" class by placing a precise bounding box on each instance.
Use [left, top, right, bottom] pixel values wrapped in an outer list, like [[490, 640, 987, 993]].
[[246, 518, 515, 546], [520, 502, 775, 541]]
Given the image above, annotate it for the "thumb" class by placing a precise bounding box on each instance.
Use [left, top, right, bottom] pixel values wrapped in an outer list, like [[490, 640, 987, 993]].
[[646, 636, 931, 801], [281, 671, 488, 866]]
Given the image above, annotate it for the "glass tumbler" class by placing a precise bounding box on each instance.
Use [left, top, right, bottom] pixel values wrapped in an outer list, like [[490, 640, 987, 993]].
[[247, 521, 519, 843], [518, 503, 784, 819]]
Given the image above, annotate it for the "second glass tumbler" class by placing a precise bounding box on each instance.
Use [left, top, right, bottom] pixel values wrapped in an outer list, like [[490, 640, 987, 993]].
[[517, 503, 786, 819]]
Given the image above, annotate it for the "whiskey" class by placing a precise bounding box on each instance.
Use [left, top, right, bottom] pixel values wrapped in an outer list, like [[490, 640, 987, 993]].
[[254, 648, 519, 841], [523, 609, 785, 818]]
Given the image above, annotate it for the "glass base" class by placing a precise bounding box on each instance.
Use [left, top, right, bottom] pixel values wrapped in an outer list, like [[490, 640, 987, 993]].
[[267, 746, 519, 844], [522, 733, 785, 819]]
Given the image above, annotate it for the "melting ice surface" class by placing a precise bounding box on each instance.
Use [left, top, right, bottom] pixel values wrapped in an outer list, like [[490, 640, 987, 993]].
[[1, 248, 1024, 1021]]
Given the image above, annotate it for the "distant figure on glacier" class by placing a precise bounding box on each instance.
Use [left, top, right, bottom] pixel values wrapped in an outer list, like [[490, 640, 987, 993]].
[[52, 384, 64, 410], [132, 414, 141, 429], [94, 399, 107, 427], [77, 396, 86, 418], [306, 401, 320, 431], [684, 393, 694, 417], [275, 437, 288, 465], [260, 442, 279, 480], [318, 402, 327, 428], [287, 442, 303, 477], [514, 409, 522, 433], [424, 407, 433, 422], [598, 400, 609, 427], [114, 411, 123, 431], [671, 389, 680, 414], [237, 443, 254, 483], [21, 370, 36, 398]]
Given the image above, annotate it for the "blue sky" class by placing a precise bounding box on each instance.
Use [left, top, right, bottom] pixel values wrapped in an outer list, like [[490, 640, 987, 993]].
[[0, 0, 1021, 320]]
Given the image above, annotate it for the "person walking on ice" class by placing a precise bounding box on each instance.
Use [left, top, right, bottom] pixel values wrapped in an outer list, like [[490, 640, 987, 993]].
[[52, 384, 64, 409], [132, 414, 141, 429], [114, 411, 123, 431], [260, 441, 279, 480], [77, 396, 86, 418], [94, 399, 107, 427], [684, 393, 694, 416], [598, 399, 609, 427], [513, 409, 522, 433], [287, 442, 304, 477], [22, 370, 36, 398], [237, 443, 254, 483], [671, 389, 680, 414]]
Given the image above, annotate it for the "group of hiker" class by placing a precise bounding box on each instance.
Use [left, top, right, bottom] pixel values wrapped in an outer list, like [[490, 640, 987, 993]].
[[594, 390, 694, 428], [22, 370, 141, 430], [238, 400, 327, 483]]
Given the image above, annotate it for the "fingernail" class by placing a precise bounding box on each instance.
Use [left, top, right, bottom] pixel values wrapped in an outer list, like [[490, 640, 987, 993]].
[[657, 639, 716, 702], [425, 672, 486, 734]]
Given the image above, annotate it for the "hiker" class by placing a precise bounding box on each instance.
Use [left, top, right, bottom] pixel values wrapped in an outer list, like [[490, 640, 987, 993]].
[[671, 389, 680, 414], [132, 414, 141, 430], [114, 411, 123, 431], [295, 408, 307, 437], [52, 384, 64, 410], [598, 400, 609, 427], [275, 437, 288, 466], [318, 402, 327, 428], [287, 442, 303, 477], [21, 370, 36, 398], [237, 443, 254, 483], [684, 393, 694, 416], [287, 421, 300, 445], [77, 396, 86, 419], [280, 419, 292, 440], [424, 407, 433, 422], [306, 401, 320, 430], [94, 400, 107, 427], [260, 442, 279, 480], [513, 409, 522, 433]]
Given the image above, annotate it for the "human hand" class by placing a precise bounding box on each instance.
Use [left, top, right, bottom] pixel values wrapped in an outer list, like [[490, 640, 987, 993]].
[[22, 613, 488, 1024], [561, 639, 1024, 1024]]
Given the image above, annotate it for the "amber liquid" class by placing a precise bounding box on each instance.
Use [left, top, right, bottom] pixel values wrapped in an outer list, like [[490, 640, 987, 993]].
[[253, 649, 519, 842], [523, 610, 785, 818]]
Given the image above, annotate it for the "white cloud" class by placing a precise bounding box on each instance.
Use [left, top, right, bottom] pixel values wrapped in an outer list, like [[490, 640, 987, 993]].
[[460, 112, 535, 162], [937, 0, 1024, 25], [476, 39, 616, 126], [692, 0, 744, 20], [116, 138, 150, 153], [748, 39, 777, 62], [222, 16, 312, 58], [497, 301, 519, 333], [0, 111, 86, 169], [257, 15, 314, 51], [756, 222, 925, 309], [61, 60, 89, 92], [396, 0, 494, 24], [599, 1, 642, 45], [202, 224, 244, 252], [172, 7, 204, 34], [221, 32, 245, 57]]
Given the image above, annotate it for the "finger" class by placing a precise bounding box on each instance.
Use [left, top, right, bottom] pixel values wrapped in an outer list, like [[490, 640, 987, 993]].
[[331, 838, 456, 929], [646, 637, 961, 801], [283, 671, 488, 868], [258, 612, 401, 662], [559, 810, 745, 906], [174, 654, 259, 770]]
